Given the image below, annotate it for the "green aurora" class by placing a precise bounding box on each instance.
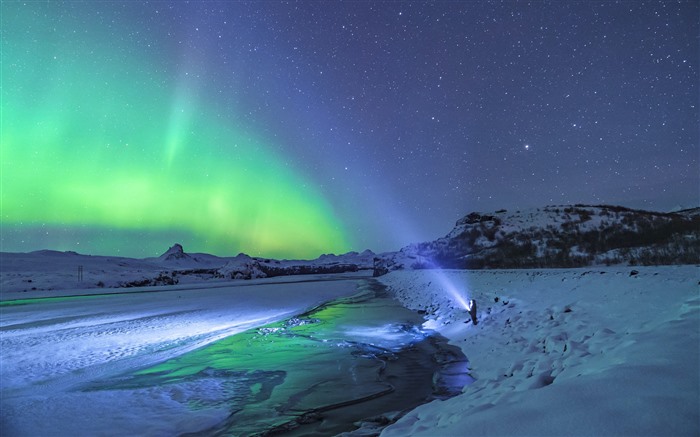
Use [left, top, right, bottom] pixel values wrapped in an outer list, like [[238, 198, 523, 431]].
[[1, 4, 351, 258]]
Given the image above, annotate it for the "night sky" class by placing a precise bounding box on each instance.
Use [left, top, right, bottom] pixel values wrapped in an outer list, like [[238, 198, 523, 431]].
[[2, 1, 698, 258]]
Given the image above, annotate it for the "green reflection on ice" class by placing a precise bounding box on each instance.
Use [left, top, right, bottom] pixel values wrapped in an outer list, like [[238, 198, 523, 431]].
[[87, 284, 436, 435]]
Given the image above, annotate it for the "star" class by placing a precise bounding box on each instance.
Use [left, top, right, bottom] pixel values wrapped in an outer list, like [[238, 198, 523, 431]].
[[2, 0, 696, 257]]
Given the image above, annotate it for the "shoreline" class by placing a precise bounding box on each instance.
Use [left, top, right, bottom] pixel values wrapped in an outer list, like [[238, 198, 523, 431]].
[[378, 265, 699, 436], [244, 280, 472, 436], [0, 275, 467, 436]]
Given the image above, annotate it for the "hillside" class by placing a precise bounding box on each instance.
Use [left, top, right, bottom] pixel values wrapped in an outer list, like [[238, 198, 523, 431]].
[[3, 204, 697, 292], [0, 246, 376, 294], [216, 250, 376, 280], [379, 205, 700, 271]]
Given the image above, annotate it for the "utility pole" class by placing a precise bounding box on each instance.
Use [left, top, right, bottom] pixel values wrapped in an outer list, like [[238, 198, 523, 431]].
[[78, 265, 83, 282]]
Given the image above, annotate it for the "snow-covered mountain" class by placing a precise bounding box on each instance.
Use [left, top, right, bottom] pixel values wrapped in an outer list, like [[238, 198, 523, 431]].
[[3, 204, 697, 293], [0, 244, 376, 293], [675, 206, 700, 218], [379, 205, 700, 271], [157, 243, 190, 262]]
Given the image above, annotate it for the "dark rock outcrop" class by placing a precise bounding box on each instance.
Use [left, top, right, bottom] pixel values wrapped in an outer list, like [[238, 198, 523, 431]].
[[158, 243, 193, 262]]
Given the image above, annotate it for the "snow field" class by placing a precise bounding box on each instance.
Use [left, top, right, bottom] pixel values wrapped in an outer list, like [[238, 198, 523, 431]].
[[379, 266, 699, 436]]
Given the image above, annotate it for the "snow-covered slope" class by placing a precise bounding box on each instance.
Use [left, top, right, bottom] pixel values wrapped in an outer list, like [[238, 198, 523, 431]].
[[378, 266, 699, 436], [0, 245, 376, 294], [3, 204, 697, 294], [145, 243, 231, 268], [0, 250, 168, 294], [675, 206, 700, 218], [381, 205, 700, 270], [157, 243, 191, 262]]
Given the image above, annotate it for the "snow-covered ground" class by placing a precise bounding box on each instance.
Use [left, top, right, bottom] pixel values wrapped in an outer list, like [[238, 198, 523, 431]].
[[0, 248, 376, 293], [379, 265, 699, 436], [0, 276, 360, 436], [2, 265, 697, 436]]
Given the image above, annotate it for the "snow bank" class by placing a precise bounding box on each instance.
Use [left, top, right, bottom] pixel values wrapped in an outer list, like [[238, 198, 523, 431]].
[[379, 266, 699, 436]]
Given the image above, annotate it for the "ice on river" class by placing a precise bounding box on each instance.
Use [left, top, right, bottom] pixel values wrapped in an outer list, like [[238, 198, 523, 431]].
[[0, 276, 359, 436], [3, 265, 697, 436]]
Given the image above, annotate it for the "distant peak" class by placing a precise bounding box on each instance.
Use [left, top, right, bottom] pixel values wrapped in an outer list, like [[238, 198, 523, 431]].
[[166, 243, 184, 253], [159, 243, 190, 261]]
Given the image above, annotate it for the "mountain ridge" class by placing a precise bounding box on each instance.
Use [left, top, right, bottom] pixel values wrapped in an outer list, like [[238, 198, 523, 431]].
[[379, 204, 699, 271], [2, 204, 697, 292]]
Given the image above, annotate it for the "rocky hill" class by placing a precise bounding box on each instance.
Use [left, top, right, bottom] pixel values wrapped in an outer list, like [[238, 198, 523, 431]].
[[4, 205, 697, 292], [378, 205, 700, 271], [217, 250, 376, 280], [157, 243, 192, 263]]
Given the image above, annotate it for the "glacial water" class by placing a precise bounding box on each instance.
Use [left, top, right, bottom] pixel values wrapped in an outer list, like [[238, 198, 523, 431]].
[[83, 279, 471, 436]]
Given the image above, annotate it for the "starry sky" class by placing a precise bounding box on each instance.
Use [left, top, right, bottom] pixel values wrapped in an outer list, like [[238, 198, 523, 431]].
[[2, 1, 698, 258]]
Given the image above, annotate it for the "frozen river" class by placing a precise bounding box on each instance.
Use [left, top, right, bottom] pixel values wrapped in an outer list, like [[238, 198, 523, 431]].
[[0, 275, 469, 435]]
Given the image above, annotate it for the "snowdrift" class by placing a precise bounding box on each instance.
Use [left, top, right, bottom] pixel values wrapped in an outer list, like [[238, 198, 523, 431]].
[[379, 266, 699, 436]]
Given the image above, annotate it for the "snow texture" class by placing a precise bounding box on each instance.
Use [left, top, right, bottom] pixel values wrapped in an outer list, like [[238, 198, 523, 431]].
[[0, 277, 359, 436], [0, 247, 376, 294], [379, 266, 699, 436], [2, 261, 697, 436]]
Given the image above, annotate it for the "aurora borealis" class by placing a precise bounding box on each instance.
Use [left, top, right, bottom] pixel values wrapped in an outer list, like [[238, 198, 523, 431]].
[[2, 2, 350, 258], [1, 1, 698, 258]]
